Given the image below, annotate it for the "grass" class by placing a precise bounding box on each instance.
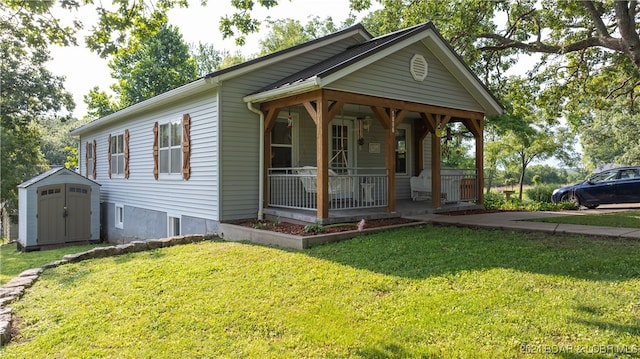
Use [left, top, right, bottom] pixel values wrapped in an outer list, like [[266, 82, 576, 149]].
[[0, 242, 109, 285], [2, 226, 640, 358], [530, 210, 640, 229]]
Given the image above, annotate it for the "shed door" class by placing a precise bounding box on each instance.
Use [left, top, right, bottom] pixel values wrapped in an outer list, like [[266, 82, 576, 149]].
[[37, 184, 91, 245]]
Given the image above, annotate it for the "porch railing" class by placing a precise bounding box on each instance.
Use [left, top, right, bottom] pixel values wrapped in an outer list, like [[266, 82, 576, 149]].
[[441, 168, 478, 203], [268, 167, 389, 211]]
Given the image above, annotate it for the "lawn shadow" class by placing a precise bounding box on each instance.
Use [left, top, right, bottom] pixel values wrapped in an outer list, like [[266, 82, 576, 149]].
[[306, 225, 640, 282]]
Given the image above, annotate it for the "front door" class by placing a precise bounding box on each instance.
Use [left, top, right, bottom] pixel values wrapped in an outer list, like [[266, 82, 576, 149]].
[[37, 184, 91, 245]]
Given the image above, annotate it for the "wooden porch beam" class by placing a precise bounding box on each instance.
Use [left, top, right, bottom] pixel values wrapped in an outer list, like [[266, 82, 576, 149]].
[[264, 107, 281, 132], [260, 90, 322, 113], [372, 106, 391, 129], [303, 101, 317, 123], [323, 89, 484, 121]]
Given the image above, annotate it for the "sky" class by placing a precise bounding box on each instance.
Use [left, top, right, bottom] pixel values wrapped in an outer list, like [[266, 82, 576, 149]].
[[48, 0, 365, 119]]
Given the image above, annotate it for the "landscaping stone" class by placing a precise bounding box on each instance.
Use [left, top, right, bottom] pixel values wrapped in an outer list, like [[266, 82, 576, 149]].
[[0, 287, 24, 300], [18, 268, 43, 277], [4, 276, 38, 289], [129, 241, 149, 251], [146, 239, 164, 249], [0, 308, 12, 323], [116, 243, 136, 254], [0, 320, 11, 346], [42, 259, 69, 269]]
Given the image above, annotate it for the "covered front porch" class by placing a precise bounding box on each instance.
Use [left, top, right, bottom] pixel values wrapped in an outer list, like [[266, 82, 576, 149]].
[[255, 89, 486, 225]]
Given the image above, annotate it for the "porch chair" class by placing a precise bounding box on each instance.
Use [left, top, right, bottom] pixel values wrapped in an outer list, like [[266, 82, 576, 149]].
[[297, 166, 354, 199], [410, 169, 449, 202]]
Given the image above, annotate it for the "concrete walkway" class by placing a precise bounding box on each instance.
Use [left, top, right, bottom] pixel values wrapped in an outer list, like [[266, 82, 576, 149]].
[[406, 204, 640, 239]]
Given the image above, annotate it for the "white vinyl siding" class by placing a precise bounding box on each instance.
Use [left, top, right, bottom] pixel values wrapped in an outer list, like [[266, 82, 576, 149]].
[[84, 91, 219, 222]]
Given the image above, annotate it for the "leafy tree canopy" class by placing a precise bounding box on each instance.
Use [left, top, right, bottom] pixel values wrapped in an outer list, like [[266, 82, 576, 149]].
[[0, 18, 74, 211], [85, 20, 198, 116]]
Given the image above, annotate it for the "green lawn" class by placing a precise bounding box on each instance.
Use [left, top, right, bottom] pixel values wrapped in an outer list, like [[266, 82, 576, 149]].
[[530, 210, 640, 228], [2, 226, 640, 358], [0, 242, 109, 285]]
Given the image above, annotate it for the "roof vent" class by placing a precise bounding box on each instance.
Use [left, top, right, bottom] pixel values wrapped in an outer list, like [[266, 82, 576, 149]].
[[410, 54, 428, 82]]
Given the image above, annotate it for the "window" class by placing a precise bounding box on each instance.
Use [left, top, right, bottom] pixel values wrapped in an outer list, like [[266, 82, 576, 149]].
[[395, 125, 411, 175], [111, 134, 124, 176], [86, 142, 94, 178], [115, 204, 124, 229], [329, 119, 353, 173], [168, 215, 181, 236], [159, 120, 182, 175], [271, 118, 293, 168]]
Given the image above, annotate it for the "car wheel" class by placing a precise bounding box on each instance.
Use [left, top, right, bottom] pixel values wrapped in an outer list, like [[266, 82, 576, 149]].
[[562, 192, 580, 205], [586, 204, 599, 209]]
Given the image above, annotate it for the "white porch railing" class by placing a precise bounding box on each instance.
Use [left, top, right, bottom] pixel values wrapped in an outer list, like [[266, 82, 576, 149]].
[[268, 167, 389, 210], [441, 168, 478, 203]]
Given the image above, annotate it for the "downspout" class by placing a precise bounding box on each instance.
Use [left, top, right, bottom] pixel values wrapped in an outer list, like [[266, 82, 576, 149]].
[[247, 101, 265, 220]]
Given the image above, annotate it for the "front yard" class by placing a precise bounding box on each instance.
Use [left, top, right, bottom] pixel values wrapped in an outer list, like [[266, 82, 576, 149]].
[[2, 225, 639, 358]]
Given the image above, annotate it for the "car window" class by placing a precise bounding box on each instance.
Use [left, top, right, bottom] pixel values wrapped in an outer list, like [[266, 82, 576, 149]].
[[589, 170, 618, 184], [618, 168, 640, 180]]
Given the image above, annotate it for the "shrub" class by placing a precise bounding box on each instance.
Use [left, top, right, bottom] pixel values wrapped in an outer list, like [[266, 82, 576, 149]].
[[483, 192, 505, 210], [525, 184, 557, 203]]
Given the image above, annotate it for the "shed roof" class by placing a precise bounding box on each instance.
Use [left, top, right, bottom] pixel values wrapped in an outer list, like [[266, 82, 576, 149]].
[[18, 167, 101, 189]]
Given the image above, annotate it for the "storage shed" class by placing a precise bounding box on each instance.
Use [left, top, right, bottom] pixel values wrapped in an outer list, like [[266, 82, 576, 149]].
[[18, 167, 101, 251]]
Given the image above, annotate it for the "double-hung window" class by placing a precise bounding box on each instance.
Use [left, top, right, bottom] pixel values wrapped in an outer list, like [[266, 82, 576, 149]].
[[86, 141, 94, 178], [159, 120, 182, 175], [111, 134, 124, 176]]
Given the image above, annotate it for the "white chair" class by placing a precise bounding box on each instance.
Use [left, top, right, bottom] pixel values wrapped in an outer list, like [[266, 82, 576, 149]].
[[297, 166, 354, 199], [410, 169, 456, 202], [410, 169, 433, 201]]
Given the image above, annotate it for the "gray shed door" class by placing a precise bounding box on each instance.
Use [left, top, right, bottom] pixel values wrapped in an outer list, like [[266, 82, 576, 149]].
[[37, 184, 91, 245]]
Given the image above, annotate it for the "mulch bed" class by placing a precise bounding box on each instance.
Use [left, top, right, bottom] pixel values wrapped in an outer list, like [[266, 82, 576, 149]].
[[231, 217, 420, 236]]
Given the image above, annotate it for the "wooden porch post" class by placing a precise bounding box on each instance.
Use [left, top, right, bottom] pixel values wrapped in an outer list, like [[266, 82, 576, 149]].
[[372, 106, 396, 213], [431, 131, 441, 208], [315, 93, 330, 220], [476, 128, 484, 205]]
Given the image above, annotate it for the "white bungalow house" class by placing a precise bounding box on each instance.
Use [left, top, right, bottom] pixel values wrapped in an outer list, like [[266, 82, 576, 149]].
[[70, 22, 502, 242]]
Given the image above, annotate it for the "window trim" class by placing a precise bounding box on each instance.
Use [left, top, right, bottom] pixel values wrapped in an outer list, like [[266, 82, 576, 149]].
[[86, 141, 94, 178], [395, 124, 412, 176], [329, 117, 354, 172], [110, 133, 125, 178], [270, 112, 299, 168], [115, 204, 124, 229], [158, 118, 183, 178], [167, 214, 181, 237]]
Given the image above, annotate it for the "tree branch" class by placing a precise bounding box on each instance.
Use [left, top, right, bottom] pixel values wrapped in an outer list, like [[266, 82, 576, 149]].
[[582, 1, 611, 37]]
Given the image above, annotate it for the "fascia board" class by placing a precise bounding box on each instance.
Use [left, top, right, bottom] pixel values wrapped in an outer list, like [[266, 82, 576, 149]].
[[242, 77, 321, 103]]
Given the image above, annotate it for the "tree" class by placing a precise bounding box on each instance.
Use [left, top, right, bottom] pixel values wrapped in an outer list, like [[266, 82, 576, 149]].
[[0, 19, 74, 212], [258, 16, 345, 55], [85, 20, 198, 113], [110, 21, 198, 108], [488, 77, 575, 199], [190, 42, 225, 76]]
